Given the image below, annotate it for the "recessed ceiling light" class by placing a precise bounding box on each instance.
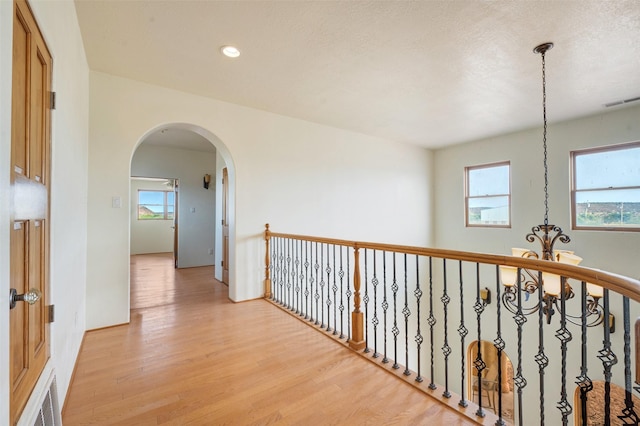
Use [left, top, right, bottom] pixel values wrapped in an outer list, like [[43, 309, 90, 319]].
[[221, 45, 240, 58]]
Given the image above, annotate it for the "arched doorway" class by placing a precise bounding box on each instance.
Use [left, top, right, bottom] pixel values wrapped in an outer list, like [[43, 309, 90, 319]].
[[467, 340, 515, 421], [129, 123, 236, 289]]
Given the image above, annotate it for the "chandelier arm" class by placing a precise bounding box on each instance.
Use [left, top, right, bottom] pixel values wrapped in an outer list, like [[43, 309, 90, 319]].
[[525, 226, 544, 246], [521, 268, 541, 291], [502, 286, 542, 316], [555, 297, 605, 327], [502, 288, 519, 315], [523, 279, 539, 295], [548, 225, 571, 249]]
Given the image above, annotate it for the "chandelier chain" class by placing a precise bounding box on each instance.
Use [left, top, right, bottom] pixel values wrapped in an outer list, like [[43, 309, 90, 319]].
[[541, 49, 549, 226]]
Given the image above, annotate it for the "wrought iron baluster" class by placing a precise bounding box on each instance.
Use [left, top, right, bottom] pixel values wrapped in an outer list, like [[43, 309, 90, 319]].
[[473, 263, 486, 418], [392, 253, 400, 369], [326, 244, 333, 332], [414, 255, 423, 383], [294, 239, 301, 314], [302, 240, 309, 318], [319, 243, 326, 328], [382, 252, 389, 364], [364, 249, 370, 353], [286, 238, 292, 309], [428, 257, 437, 390], [313, 242, 320, 325], [278, 238, 287, 306], [556, 277, 573, 425], [576, 281, 592, 426], [270, 237, 277, 300], [494, 265, 506, 426], [275, 237, 281, 304], [332, 245, 338, 335], [514, 268, 528, 426], [441, 258, 451, 398], [338, 245, 345, 338], [458, 260, 468, 408], [279, 237, 285, 305], [372, 250, 380, 358], [403, 253, 411, 376], [598, 289, 617, 426], [346, 249, 352, 342], [619, 296, 639, 424], [537, 271, 549, 426]]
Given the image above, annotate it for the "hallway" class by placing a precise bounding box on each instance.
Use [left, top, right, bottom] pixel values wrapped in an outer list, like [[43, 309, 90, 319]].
[[63, 253, 475, 425]]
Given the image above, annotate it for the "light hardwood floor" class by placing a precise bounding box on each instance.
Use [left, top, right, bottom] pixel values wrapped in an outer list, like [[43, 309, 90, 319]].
[[63, 253, 477, 425]]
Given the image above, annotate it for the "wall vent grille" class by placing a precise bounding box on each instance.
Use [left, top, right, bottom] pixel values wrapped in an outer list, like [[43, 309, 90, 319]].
[[32, 377, 61, 426]]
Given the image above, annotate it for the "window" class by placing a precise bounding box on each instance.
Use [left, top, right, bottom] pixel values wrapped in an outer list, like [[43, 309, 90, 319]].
[[465, 162, 510, 227], [571, 141, 640, 231], [138, 190, 174, 220]]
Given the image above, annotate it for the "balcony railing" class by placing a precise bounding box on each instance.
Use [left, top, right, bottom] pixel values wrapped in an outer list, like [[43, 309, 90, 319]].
[[263, 224, 640, 425]]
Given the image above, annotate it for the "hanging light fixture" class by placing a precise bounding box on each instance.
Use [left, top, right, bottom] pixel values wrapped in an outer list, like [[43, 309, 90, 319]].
[[498, 43, 605, 327]]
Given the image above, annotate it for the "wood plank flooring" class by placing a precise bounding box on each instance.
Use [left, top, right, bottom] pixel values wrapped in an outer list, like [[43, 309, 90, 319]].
[[63, 253, 478, 425]]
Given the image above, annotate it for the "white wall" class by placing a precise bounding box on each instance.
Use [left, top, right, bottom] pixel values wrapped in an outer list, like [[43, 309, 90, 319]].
[[433, 104, 640, 278], [432, 104, 640, 422], [0, 1, 89, 423], [130, 179, 175, 255], [131, 144, 216, 267], [86, 71, 434, 329]]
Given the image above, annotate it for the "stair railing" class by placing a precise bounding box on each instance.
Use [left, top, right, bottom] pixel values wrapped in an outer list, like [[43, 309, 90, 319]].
[[263, 224, 640, 425]]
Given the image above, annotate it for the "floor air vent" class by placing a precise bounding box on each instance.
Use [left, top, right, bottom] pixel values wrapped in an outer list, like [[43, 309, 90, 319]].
[[16, 366, 62, 426], [28, 373, 61, 426]]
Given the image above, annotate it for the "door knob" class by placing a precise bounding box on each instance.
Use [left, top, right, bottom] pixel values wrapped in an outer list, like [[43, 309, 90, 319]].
[[9, 288, 41, 310]]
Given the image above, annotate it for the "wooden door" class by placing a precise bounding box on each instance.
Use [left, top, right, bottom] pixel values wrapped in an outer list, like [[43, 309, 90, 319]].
[[10, 0, 52, 424], [222, 168, 229, 284], [173, 180, 179, 268]]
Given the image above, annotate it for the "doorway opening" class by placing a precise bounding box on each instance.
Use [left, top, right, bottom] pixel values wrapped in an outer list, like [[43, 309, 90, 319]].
[[467, 340, 515, 421], [129, 124, 235, 300]]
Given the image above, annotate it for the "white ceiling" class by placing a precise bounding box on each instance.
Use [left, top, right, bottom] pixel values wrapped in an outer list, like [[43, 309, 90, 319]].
[[74, 0, 640, 149]]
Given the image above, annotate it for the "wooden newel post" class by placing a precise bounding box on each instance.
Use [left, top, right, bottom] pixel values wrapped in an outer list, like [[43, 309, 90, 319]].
[[350, 245, 365, 350], [264, 223, 272, 299]]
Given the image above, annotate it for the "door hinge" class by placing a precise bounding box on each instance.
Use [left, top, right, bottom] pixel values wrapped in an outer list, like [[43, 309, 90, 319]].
[[221, 260, 224, 267], [46, 305, 55, 323], [49, 91, 56, 110]]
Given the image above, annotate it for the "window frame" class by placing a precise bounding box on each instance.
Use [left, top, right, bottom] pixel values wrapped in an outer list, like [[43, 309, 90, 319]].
[[571, 140, 640, 232], [137, 189, 175, 221], [464, 161, 511, 228]]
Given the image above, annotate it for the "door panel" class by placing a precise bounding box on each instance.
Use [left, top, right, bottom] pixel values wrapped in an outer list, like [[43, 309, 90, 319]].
[[10, 1, 52, 424], [222, 168, 229, 284], [30, 220, 46, 352], [30, 48, 47, 181], [11, 7, 28, 175], [10, 223, 27, 384]]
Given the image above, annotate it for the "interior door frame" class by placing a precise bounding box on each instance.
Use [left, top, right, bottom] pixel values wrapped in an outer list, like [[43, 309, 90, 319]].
[[173, 179, 179, 268], [222, 167, 229, 284]]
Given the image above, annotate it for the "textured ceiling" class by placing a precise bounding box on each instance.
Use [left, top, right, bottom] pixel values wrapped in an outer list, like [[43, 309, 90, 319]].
[[74, 0, 640, 149]]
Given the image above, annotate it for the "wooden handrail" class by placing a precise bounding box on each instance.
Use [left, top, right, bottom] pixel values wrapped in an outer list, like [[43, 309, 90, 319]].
[[266, 228, 640, 303], [264, 225, 640, 423]]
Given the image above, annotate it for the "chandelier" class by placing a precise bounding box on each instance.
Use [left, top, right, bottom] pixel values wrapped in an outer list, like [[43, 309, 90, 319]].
[[498, 43, 605, 327]]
